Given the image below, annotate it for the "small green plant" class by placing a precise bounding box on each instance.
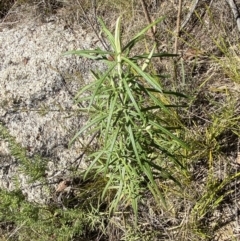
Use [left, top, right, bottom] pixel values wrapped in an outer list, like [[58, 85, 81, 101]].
[[0, 122, 47, 182], [0, 188, 108, 241], [64, 17, 188, 220]]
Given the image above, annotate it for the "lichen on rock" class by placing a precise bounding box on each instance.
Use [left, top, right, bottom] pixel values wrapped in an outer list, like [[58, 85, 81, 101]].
[[0, 7, 103, 204]]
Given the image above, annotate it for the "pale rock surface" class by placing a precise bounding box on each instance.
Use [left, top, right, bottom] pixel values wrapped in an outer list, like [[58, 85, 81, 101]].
[[0, 9, 103, 204]]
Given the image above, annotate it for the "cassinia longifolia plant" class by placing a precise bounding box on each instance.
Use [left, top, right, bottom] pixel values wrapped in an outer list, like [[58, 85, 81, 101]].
[[64, 17, 188, 220]]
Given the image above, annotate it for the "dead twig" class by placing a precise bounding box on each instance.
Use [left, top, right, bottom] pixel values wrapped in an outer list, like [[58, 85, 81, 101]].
[[180, 0, 200, 32], [74, 130, 100, 170], [225, 0, 240, 33], [177, 0, 214, 34], [140, 0, 156, 38], [76, 0, 109, 50], [173, 0, 183, 83], [174, 0, 183, 54], [139, 0, 164, 69]]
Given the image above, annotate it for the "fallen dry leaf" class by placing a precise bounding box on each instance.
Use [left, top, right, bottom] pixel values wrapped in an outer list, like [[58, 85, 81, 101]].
[[55, 180, 70, 193]]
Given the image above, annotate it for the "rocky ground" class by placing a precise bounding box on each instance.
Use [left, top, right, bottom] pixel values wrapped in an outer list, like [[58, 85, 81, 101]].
[[0, 4, 104, 204]]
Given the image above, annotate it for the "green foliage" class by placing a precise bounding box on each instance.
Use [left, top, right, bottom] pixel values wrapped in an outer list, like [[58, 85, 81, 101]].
[[1, 2, 238, 239], [0, 122, 47, 182], [0, 188, 107, 241], [212, 37, 240, 84], [64, 17, 188, 220]]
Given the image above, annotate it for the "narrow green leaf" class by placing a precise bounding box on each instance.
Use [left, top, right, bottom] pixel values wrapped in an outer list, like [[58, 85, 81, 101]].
[[164, 104, 188, 108], [63, 49, 114, 60], [69, 114, 106, 146], [98, 18, 116, 51], [114, 17, 122, 77], [147, 91, 171, 114], [84, 150, 105, 179], [122, 56, 162, 92], [122, 17, 165, 52], [147, 182, 167, 208], [162, 90, 189, 98], [142, 44, 156, 71], [122, 35, 144, 53], [63, 49, 112, 56], [74, 77, 99, 100], [122, 78, 145, 121], [145, 159, 182, 185], [105, 127, 120, 173], [149, 120, 189, 149], [127, 125, 143, 168], [105, 94, 118, 145], [102, 172, 114, 199], [130, 180, 139, 225], [75, 94, 110, 104], [74, 70, 113, 101], [142, 163, 167, 207], [110, 166, 125, 213], [131, 53, 178, 60], [133, 16, 165, 39], [88, 63, 117, 110], [114, 17, 122, 55]]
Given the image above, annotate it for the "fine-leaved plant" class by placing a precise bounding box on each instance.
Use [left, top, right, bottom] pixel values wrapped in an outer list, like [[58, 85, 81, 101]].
[[64, 16, 188, 220]]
